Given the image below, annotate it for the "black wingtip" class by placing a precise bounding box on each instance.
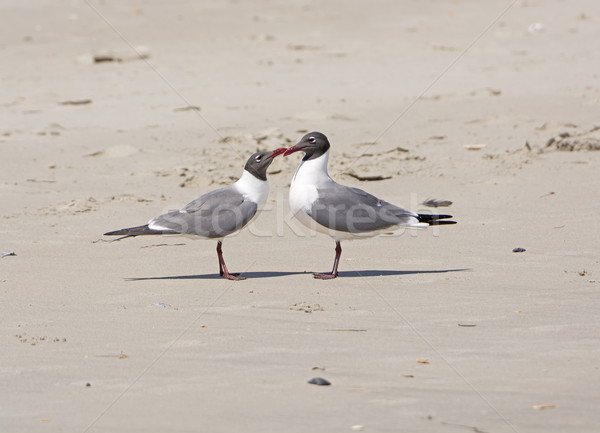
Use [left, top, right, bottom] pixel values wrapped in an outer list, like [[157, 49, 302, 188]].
[[104, 224, 179, 237], [104, 229, 130, 236], [103, 224, 151, 237], [418, 214, 457, 225], [430, 220, 457, 225]]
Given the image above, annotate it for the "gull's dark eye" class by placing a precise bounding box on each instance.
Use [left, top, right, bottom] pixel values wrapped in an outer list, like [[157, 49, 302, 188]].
[[308, 137, 316, 144], [255, 155, 262, 162]]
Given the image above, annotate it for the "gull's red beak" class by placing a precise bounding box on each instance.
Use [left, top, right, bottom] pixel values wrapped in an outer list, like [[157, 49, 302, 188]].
[[283, 144, 303, 157], [268, 147, 287, 159]]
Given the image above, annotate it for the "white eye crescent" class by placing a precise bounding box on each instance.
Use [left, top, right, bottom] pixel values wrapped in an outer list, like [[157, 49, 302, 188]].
[[308, 137, 316, 144], [255, 155, 262, 162]]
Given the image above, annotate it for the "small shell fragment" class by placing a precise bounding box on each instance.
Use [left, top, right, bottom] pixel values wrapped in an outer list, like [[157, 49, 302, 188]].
[[308, 377, 331, 386], [533, 404, 556, 410], [151, 302, 171, 308], [422, 198, 453, 208], [463, 144, 487, 151], [528, 23, 545, 33], [513, 247, 526, 253]]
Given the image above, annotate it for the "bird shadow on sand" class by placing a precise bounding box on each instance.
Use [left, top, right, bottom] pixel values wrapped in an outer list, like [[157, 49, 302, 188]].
[[126, 268, 469, 281], [126, 271, 308, 281], [337, 268, 469, 278]]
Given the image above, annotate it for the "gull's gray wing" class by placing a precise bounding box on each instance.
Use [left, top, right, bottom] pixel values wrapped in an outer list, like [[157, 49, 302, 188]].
[[149, 185, 258, 238], [308, 183, 418, 233]]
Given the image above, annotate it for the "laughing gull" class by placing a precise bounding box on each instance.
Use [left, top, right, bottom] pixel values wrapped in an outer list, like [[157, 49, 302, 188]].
[[104, 148, 286, 280], [283, 132, 456, 279]]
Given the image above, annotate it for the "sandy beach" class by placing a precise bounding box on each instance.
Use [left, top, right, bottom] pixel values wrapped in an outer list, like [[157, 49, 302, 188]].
[[2, 1, 600, 432]]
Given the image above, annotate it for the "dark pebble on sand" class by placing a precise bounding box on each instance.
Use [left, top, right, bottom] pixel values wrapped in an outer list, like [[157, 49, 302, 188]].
[[308, 377, 331, 386], [512, 247, 526, 253]]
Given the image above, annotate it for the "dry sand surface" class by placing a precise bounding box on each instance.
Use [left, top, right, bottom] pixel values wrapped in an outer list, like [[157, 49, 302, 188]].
[[2, 0, 600, 432]]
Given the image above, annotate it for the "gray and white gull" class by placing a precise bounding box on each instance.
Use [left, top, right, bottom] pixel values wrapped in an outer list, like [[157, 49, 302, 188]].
[[104, 148, 286, 280], [283, 132, 455, 279]]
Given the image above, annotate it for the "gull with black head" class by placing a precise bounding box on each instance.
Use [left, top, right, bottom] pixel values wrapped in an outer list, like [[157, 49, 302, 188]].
[[283, 132, 456, 279], [104, 148, 286, 280]]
